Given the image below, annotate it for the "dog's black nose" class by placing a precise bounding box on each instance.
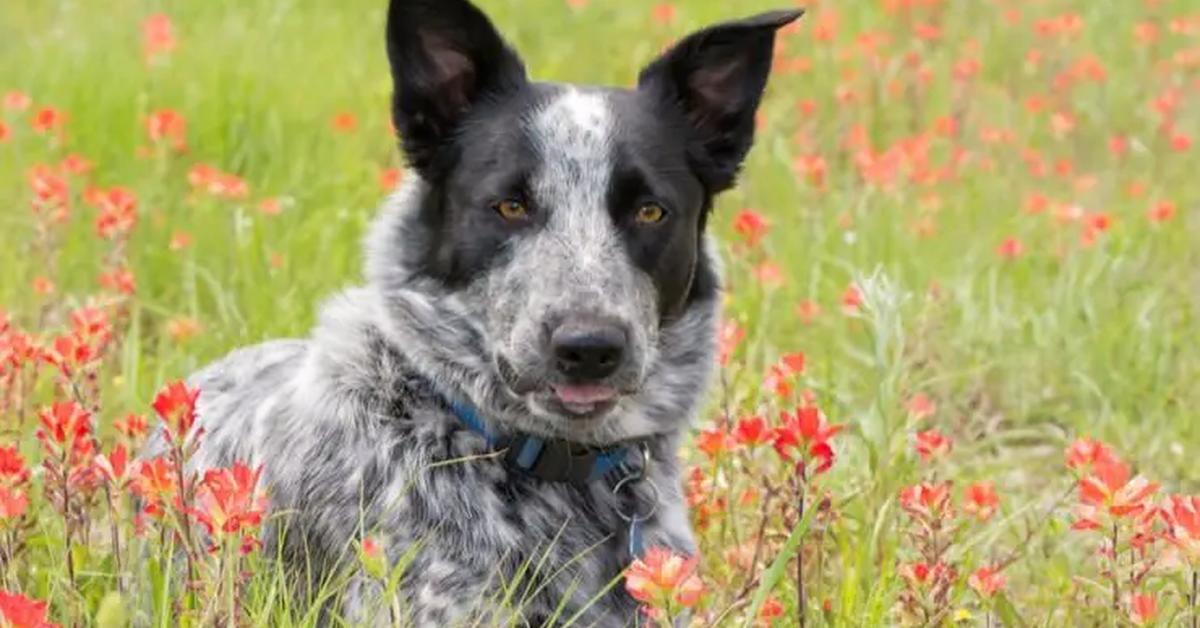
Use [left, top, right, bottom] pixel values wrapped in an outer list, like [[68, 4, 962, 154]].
[[550, 320, 627, 381]]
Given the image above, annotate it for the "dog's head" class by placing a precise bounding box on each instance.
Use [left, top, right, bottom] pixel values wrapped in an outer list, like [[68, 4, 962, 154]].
[[369, 0, 799, 442]]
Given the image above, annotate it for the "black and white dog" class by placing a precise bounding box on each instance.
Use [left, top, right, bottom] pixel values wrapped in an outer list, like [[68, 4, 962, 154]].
[[154, 0, 800, 624]]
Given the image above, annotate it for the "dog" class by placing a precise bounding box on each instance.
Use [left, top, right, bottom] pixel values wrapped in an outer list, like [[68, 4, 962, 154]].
[[146, 1, 800, 624]]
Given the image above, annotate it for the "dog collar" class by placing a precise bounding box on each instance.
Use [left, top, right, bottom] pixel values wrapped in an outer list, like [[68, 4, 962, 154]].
[[445, 396, 643, 487]]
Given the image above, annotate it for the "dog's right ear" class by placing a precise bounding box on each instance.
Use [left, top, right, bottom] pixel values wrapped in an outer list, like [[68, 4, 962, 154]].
[[386, 0, 527, 176]]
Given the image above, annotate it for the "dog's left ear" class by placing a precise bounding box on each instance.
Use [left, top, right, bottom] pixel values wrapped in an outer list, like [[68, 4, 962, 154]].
[[638, 10, 803, 192], [386, 0, 528, 176]]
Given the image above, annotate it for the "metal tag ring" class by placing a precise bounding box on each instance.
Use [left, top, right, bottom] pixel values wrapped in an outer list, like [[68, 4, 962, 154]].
[[612, 476, 660, 523]]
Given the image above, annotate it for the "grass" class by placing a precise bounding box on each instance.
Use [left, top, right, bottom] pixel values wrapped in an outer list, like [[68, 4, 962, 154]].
[[1, 0, 1199, 625]]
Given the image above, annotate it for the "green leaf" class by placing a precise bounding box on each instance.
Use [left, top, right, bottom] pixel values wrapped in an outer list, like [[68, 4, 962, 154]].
[[993, 593, 1027, 628], [743, 499, 818, 627], [95, 591, 128, 628]]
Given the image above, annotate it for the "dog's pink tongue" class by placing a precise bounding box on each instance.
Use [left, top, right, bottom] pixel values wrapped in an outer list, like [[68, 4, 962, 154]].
[[553, 384, 617, 405]]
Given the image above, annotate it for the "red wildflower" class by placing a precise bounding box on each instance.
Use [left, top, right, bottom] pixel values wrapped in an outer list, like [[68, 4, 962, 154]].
[[143, 14, 177, 61], [0, 446, 29, 488], [58, 154, 92, 176], [717, 320, 745, 367], [98, 267, 137, 295], [0, 122, 9, 143], [695, 426, 734, 459], [732, 209, 769, 248], [114, 413, 150, 442], [35, 401, 95, 465], [1163, 495, 1200, 567], [914, 430, 951, 462], [30, 107, 66, 135], [772, 406, 843, 474], [899, 482, 953, 521], [1065, 437, 1118, 472], [94, 444, 131, 488], [27, 165, 70, 221], [1171, 132, 1192, 152], [624, 547, 705, 612], [258, 197, 283, 216], [1148, 201, 1176, 223], [331, 112, 358, 133], [130, 456, 178, 520], [190, 462, 268, 550], [152, 380, 200, 443], [94, 186, 139, 240], [899, 561, 953, 589], [963, 481, 1000, 522], [1128, 593, 1157, 626], [650, 3, 677, 26], [3, 91, 31, 111], [968, 565, 1006, 598], [145, 109, 187, 150], [1073, 457, 1159, 530], [732, 415, 771, 447], [840, 284, 862, 314], [0, 487, 28, 521], [905, 393, 936, 420], [379, 167, 403, 191], [996, 237, 1023, 259], [794, 300, 822, 325], [0, 591, 58, 628], [170, 231, 192, 250]]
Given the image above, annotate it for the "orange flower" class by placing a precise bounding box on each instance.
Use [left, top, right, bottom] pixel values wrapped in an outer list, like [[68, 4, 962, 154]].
[[331, 111, 358, 133], [650, 3, 677, 26], [0, 122, 9, 143], [758, 596, 785, 625], [0, 446, 29, 487], [3, 91, 31, 111], [963, 481, 1000, 522], [733, 415, 771, 448], [379, 167, 403, 191], [30, 107, 66, 135], [695, 426, 734, 459], [0, 590, 58, 628], [899, 482, 953, 521], [968, 565, 1006, 598], [152, 380, 200, 443], [840, 284, 862, 314], [94, 186, 139, 240], [1128, 593, 1157, 626], [143, 14, 177, 62], [624, 547, 705, 612], [0, 487, 29, 521], [114, 413, 149, 442], [165, 317, 202, 344], [190, 462, 268, 551], [996, 237, 1023, 259], [1147, 201, 1176, 223], [169, 231, 193, 251], [905, 393, 936, 421], [98, 267, 137, 296], [258, 198, 283, 216], [794, 300, 822, 325], [914, 430, 951, 462], [772, 406, 842, 474], [1163, 495, 1200, 567], [717, 320, 745, 367], [130, 456, 178, 520], [94, 444, 132, 488], [732, 209, 770, 248], [145, 109, 187, 150], [35, 401, 95, 466], [1064, 437, 1117, 472], [59, 154, 92, 176], [1073, 457, 1159, 530]]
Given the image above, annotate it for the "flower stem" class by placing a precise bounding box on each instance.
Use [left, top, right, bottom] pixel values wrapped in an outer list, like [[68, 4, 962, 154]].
[[795, 476, 806, 628], [1191, 569, 1198, 628], [104, 485, 124, 594], [1110, 522, 1119, 612]]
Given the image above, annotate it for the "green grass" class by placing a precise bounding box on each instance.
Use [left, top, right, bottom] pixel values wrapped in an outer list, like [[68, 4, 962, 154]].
[[1, 0, 1199, 625]]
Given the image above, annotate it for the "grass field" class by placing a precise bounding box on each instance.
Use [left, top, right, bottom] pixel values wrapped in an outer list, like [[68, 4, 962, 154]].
[[2, 0, 1199, 625]]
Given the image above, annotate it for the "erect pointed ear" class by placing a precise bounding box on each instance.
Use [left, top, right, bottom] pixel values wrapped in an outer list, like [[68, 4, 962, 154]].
[[386, 0, 527, 176], [638, 10, 803, 193]]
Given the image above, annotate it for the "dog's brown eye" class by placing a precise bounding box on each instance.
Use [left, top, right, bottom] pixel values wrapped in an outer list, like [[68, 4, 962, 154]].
[[494, 199, 529, 221], [635, 203, 667, 225]]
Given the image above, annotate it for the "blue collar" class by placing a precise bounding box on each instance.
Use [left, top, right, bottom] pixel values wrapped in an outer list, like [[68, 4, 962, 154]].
[[446, 396, 641, 486]]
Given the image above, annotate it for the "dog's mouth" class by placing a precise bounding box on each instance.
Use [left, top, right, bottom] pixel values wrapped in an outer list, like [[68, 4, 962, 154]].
[[550, 384, 619, 417]]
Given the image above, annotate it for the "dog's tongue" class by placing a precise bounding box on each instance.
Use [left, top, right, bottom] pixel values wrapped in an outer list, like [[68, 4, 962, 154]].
[[553, 384, 617, 405]]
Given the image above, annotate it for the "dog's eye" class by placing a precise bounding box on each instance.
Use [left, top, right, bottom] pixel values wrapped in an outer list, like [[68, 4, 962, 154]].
[[635, 203, 667, 225], [494, 199, 529, 221]]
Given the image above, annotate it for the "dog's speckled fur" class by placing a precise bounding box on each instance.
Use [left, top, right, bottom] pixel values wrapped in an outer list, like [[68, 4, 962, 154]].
[[144, 1, 799, 625]]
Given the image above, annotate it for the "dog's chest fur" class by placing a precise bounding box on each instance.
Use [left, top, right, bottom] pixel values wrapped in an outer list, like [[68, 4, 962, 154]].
[[158, 292, 693, 626]]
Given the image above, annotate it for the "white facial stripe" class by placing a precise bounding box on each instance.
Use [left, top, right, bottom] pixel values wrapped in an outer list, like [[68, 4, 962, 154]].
[[528, 89, 619, 274]]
